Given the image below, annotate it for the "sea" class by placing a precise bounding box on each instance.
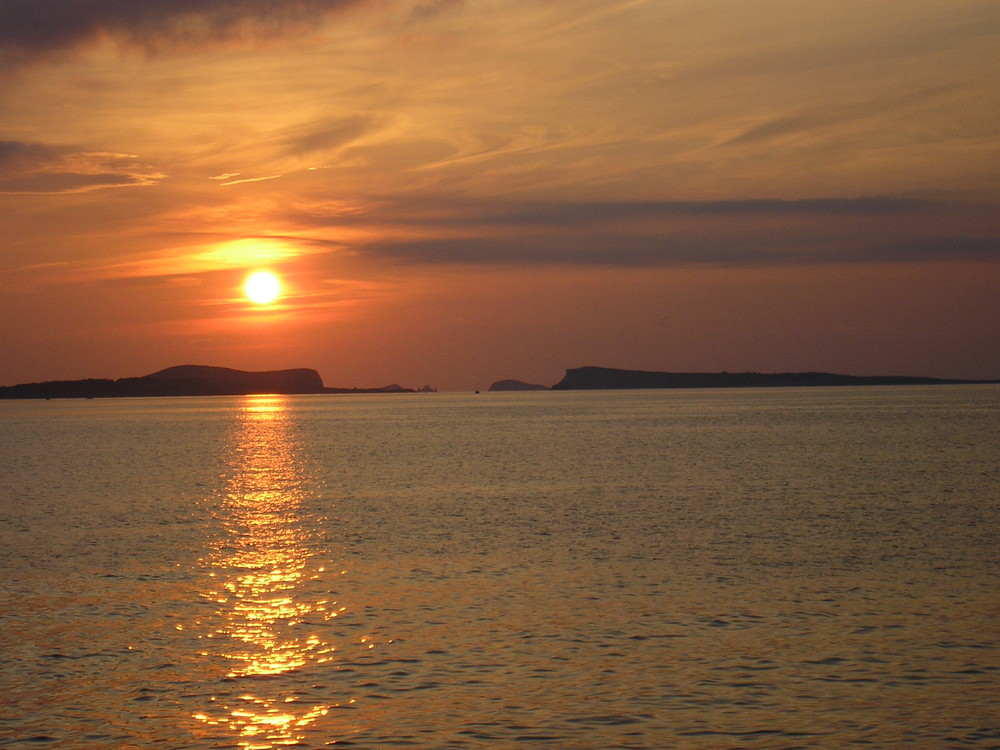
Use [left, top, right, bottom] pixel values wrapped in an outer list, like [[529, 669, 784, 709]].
[[0, 386, 997, 749]]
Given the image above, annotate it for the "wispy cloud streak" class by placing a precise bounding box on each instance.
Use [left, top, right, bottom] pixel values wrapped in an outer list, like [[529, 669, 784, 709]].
[[0, 140, 163, 193]]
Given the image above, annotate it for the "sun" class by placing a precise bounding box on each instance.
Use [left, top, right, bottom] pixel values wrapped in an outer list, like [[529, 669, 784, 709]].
[[244, 271, 281, 305]]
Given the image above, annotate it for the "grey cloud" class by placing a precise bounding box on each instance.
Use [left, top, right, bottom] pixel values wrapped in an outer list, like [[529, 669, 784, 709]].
[[282, 115, 380, 157], [296, 196, 934, 229], [0, 0, 362, 60], [0, 140, 163, 193], [360, 233, 1000, 269], [724, 114, 826, 147], [0, 172, 150, 194], [289, 195, 997, 268], [868, 237, 1000, 263], [0, 140, 63, 168], [448, 197, 934, 226], [409, 0, 465, 22], [723, 85, 960, 147], [358, 235, 767, 267]]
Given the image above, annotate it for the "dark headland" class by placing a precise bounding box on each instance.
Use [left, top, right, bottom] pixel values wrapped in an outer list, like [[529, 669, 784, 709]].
[[488, 379, 549, 392], [0, 365, 434, 399], [2, 364, 996, 399], [550, 365, 999, 390]]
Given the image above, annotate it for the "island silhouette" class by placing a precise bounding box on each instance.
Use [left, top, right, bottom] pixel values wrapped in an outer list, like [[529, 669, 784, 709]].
[[1, 364, 995, 399], [0, 365, 430, 399], [488, 379, 548, 392], [550, 365, 999, 390]]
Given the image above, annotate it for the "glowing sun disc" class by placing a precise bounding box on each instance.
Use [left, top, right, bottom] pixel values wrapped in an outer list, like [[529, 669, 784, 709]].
[[245, 271, 281, 304]]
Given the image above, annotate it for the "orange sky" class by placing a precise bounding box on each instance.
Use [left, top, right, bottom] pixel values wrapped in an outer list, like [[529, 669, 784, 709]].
[[2, 0, 998, 390]]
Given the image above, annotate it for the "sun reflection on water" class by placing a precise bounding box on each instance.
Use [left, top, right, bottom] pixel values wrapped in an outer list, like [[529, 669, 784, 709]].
[[191, 394, 339, 748]]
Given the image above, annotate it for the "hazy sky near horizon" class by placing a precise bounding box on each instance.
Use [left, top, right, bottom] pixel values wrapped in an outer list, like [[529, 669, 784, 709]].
[[1, 0, 998, 390]]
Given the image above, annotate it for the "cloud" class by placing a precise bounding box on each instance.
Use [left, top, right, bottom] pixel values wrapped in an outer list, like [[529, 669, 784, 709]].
[[0, 140, 163, 194], [0, 0, 364, 62], [291, 195, 936, 231], [408, 0, 465, 23], [870, 237, 1000, 263], [218, 175, 282, 187], [281, 115, 382, 158], [359, 232, 1000, 269], [359, 235, 743, 267], [289, 195, 999, 268], [0, 140, 62, 169], [722, 86, 960, 147], [426, 197, 936, 226], [0, 172, 155, 194]]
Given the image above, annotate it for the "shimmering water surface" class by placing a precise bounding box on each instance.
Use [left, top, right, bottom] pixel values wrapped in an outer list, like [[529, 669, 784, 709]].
[[1, 387, 998, 748]]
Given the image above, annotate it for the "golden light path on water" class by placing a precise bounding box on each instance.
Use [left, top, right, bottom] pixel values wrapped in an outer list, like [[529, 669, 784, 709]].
[[190, 395, 348, 748]]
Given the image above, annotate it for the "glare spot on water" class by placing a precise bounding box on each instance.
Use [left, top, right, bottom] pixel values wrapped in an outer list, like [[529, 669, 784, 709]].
[[189, 395, 344, 748]]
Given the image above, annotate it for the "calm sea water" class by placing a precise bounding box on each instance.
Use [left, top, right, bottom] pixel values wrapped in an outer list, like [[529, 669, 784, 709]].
[[1, 387, 997, 749]]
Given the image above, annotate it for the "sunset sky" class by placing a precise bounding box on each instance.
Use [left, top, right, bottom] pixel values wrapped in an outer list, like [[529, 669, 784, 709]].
[[2, 0, 998, 391]]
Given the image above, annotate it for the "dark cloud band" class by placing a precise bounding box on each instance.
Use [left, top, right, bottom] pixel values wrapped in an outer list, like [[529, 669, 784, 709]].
[[360, 233, 1000, 268], [0, 0, 361, 57], [288, 195, 997, 268], [0, 139, 162, 194]]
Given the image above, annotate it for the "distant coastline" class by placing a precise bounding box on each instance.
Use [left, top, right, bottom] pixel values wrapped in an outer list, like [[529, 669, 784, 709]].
[[0, 365, 435, 399], [550, 365, 1000, 390], [488, 379, 548, 392], [2, 363, 997, 400]]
